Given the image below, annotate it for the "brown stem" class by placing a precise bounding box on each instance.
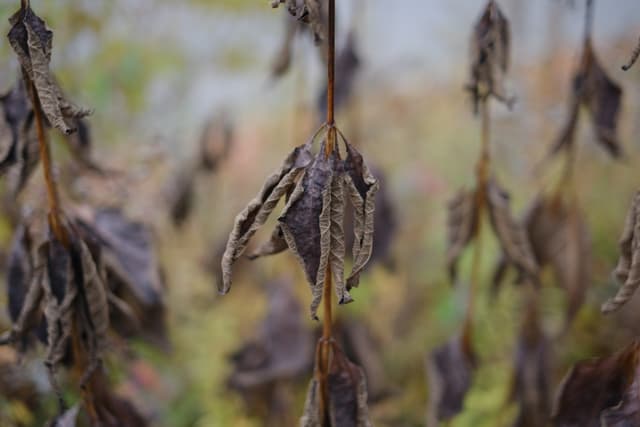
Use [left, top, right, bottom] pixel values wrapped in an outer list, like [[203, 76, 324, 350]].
[[20, 0, 27, 9], [28, 80, 68, 246], [326, 0, 335, 127], [464, 99, 491, 334]]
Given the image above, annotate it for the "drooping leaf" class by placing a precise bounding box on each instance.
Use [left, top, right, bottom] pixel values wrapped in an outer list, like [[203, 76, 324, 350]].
[[446, 188, 479, 283], [467, 0, 513, 112], [552, 340, 640, 427], [426, 330, 476, 425], [508, 302, 551, 427], [8, 5, 91, 135], [222, 142, 313, 294], [301, 340, 371, 427], [603, 192, 640, 314], [486, 180, 539, 285]]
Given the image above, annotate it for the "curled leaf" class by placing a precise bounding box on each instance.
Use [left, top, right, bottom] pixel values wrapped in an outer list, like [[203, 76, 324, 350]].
[[446, 188, 479, 283], [8, 5, 91, 135], [486, 180, 539, 285], [552, 340, 640, 427], [603, 192, 640, 314], [272, 0, 325, 44], [467, 0, 513, 112]]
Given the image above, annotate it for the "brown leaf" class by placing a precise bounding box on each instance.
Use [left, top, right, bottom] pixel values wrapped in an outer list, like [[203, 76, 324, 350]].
[[467, 0, 513, 112], [550, 41, 623, 159], [301, 340, 371, 427], [342, 140, 378, 290], [493, 195, 591, 322], [221, 142, 313, 294], [603, 192, 640, 314], [272, 0, 326, 44], [8, 5, 91, 135], [426, 331, 476, 425], [486, 180, 539, 285], [508, 303, 551, 427], [446, 188, 479, 283], [552, 340, 640, 427]]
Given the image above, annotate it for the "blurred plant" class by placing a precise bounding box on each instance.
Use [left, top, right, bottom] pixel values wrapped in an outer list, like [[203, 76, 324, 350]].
[[0, 1, 155, 425], [223, 1, 375, 424], [431, 2, 538, 425]]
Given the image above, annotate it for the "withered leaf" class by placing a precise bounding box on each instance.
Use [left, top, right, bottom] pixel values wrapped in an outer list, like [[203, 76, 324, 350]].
[[426, 331, 476, 425], [228, 279, 313, 390], [222, 142, 313, 294], [509, 303, 551, 427], [603, 192, 640, 314], [552, 340, 640, 427], [493, 195, 591, 322], [75, 207, 167, 347], [622, 36, 640, 71], [446, 188, 479, 283], [301, 340, 371, 427], [342, 140, 378, 290], [8, 5, 91, 135], [272, 0, 325, 44], [486, 180, 539, 285], [550, 40, 623, 158], [467, 0, 513, 112]]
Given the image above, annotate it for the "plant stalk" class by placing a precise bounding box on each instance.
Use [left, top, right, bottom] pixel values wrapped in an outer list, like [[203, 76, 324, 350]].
[[28, 80, 68, 246]]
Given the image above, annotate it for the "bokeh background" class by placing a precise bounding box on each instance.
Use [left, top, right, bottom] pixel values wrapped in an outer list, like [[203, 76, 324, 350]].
[[1, 0, 640, 426]]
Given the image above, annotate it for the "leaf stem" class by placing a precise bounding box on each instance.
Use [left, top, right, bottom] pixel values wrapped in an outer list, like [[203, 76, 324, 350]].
[[326, 0, 335, 128], [28, 80, 68, 246]]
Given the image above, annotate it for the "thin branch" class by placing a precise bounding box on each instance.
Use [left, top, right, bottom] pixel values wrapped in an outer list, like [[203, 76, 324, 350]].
[[27, 80, 68, 246]]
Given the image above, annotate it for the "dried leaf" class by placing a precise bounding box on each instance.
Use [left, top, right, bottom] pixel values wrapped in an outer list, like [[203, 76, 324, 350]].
[[603, 192, 640, 314], [301, 341, 371, 427], [446, 188, 479, 282], [0, 78, 30, 175], [8, 5, 90, 135], [222, 142, 313, 294], [509, 303, 551, 427], [486, 180, 539, 284], [426, 331, 476, 425], [272, 0, 325, 44], [552, 340, 640, 427], [550, 41, 623, 158], [342, 140, 378, 290], [467, 0, 513, 112], [493, 195, 591, 321]]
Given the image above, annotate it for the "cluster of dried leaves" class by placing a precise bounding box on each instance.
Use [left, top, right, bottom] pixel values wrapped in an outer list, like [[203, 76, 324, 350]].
[[221, 125, 378, 319], [553, 340, 640, 426], [447, 179, 538, 286], [602, 191, 640, 314], [492, 194, 592, 323], [271, 0, 326, 44], [549, 39, 623, 158], [467, 0, 513, 113], [301, 339, 371, 427]]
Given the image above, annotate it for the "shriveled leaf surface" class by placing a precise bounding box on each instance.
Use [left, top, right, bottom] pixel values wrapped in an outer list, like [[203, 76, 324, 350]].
[[221, 142, 313, 294], [426, 331, 476, 425], [301, 341, 371, 427], [552, 340, 640, 427], [272, 0, 326, 44], [551, 41, 623, 158], [467, 0, 512, 111], [8, 5, 91, 135]]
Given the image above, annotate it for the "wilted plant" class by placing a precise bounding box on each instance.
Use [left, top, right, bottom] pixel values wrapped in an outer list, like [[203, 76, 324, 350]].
[[430, 2, 538, 424], [222, 1, 375, 424], [0, 1, 153, 425]]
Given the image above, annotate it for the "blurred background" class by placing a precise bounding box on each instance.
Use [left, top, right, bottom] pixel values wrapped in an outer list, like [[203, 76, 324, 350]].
[[0, 0, 640, 426]]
